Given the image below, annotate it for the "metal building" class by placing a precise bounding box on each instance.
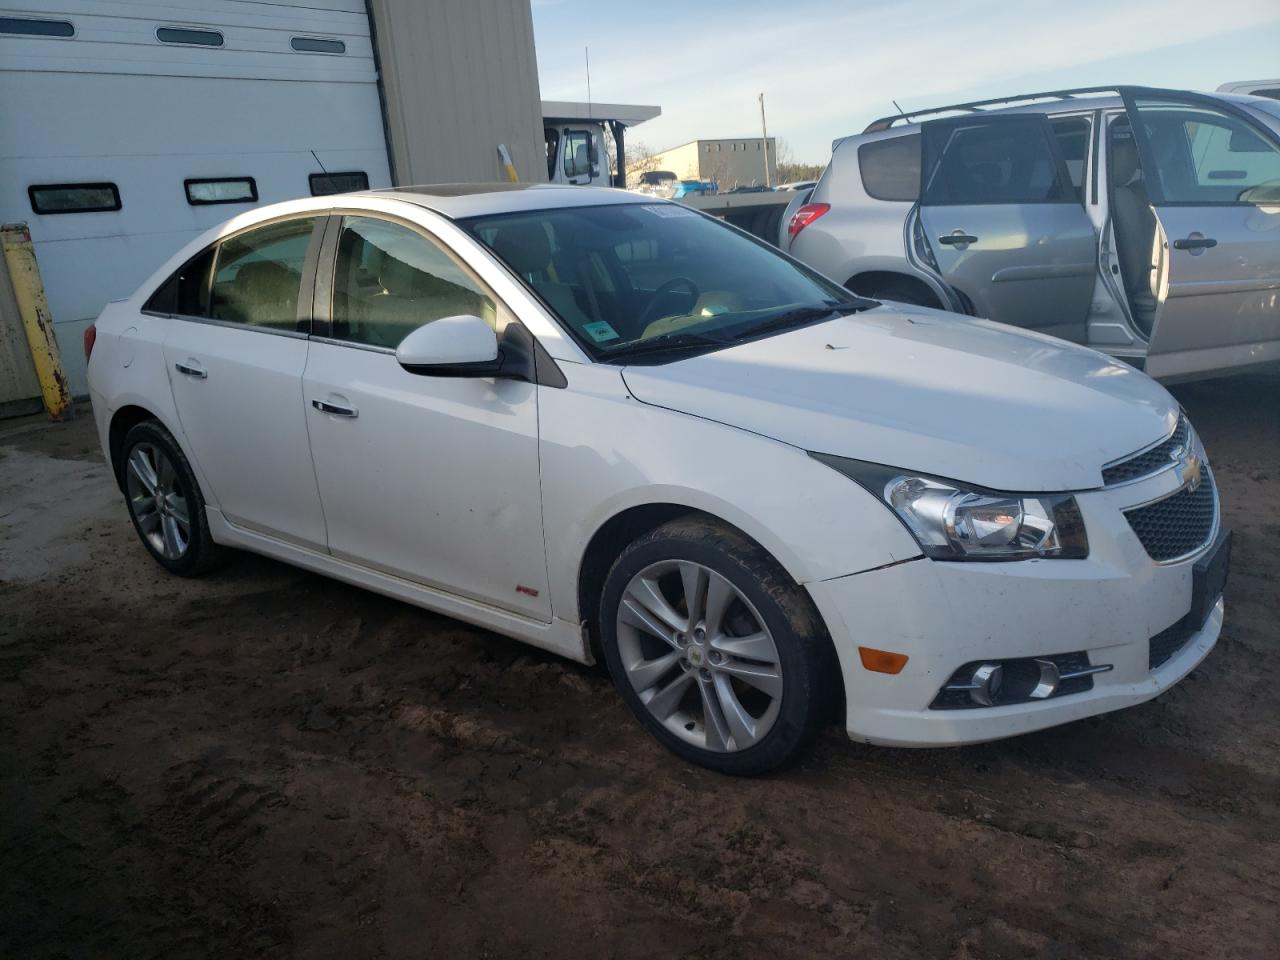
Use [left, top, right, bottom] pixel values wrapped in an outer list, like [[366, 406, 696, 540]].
[[0, 0, 545, 399]]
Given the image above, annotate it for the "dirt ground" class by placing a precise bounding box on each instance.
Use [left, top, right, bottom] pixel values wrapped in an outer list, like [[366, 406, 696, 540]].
[[2, 374, 1278, 960]]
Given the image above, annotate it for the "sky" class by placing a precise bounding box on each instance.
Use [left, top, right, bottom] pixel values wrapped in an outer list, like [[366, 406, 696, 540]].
[[532, 0, 1280, 162]]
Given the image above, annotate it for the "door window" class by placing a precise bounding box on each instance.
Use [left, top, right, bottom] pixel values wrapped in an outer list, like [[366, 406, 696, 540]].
[[208, 217, 317, 331], [563, 130, 591, 179], [330, 216, 497, 349], [1130, 98, 1280, 204], [1049, 116, 1092, 199], [922, 116, 1075, 205]]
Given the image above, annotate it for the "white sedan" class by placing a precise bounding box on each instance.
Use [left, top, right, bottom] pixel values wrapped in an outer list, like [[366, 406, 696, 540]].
[[86, 184, 1229, 774]]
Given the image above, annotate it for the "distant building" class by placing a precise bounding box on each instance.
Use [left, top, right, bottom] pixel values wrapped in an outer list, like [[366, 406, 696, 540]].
[[643, 138, 777, 190]]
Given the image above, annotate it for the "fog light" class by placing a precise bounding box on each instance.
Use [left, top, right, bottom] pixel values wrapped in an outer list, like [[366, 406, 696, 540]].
[[968, 662, 1003, 706]]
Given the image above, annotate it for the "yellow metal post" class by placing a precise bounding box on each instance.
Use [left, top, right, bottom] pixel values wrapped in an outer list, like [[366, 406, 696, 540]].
[[0, 222, 73, 421], [497, 143, 520, 182]]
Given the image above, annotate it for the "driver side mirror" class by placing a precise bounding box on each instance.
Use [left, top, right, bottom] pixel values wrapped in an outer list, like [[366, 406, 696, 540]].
[[396, 315, 502, 377]]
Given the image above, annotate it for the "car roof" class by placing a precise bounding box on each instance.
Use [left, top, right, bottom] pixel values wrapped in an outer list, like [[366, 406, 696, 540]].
[[363, 183, 651, 219]]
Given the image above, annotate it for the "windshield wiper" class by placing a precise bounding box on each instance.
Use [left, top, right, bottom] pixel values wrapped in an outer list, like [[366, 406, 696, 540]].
[[600, 329, 731, 361], [743, 299, 876, 338]]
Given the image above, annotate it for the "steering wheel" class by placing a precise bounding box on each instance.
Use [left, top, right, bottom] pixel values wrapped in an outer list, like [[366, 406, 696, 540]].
[[637, 277, 700, 328]]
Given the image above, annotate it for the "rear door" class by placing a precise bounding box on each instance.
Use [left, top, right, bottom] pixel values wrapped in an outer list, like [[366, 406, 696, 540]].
[[1120, 90, 1280, 379], [160, 215, 328, 551], [917, 114, 1098, 342]]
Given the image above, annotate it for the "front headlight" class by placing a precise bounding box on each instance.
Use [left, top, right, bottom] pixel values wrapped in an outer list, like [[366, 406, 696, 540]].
[[811, 454, 1089, 561]]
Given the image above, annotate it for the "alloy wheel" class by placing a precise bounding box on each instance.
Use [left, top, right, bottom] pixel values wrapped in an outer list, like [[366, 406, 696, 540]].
[[615, 559, 783, 753], [125, 442, 191, 560]]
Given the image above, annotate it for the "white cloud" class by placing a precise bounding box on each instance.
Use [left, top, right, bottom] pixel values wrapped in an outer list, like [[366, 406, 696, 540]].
[[535, 0, 1280, 159]]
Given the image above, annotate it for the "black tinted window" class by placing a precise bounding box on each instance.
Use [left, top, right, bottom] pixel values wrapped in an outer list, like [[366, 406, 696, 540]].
[[209, 218, 317, 330], [144, 247, 216, 317], [858, 134, 920, 201], [1049, 116, 1091, 196], [290, 36, 345, 54], [309, 171, 369, 196], [922, 117, 1073, 205], [156, 26, 223, 46], [1, 16, 73, 37]]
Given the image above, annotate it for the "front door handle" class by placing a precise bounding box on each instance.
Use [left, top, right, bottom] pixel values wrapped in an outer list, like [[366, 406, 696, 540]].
[[938, 232, 979, 246], [174, 361, 207, 379], [311, 399, 358, 418], [1172, 236, 1218, 251]]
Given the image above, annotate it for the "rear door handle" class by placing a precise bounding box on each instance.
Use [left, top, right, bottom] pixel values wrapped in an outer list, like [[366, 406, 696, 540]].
[[938, 233, 979, 246], [311, 399, 358, 418], [1172, 236, 1218, 250], [174, 361, 207, 379]]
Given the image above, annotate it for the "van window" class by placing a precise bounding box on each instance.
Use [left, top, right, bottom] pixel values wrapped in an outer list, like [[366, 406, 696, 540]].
[[1132, 99, 1280, 204], [858, 135, 921, 201], [1049, 116, 1092, 197], [922, 116, 1074, 205], [209, 218, 318, 331]]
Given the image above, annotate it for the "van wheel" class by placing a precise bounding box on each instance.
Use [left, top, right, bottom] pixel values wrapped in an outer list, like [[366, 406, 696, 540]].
[[598, 516, 836, 775], [120, 420, 225, 576]]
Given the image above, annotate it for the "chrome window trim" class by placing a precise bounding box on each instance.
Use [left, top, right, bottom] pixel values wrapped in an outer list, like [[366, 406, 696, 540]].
[[308, 335, 395, 355], [1121, 464, 1220, 566], [141, 310, 309, 340]]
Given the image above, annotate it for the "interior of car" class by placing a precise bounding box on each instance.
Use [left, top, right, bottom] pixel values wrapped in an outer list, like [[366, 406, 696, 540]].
[[1107, 119, 1159, 337]]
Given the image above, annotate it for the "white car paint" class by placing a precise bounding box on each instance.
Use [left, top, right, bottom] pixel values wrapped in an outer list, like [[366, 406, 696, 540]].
[[87, 185, 1223, 749]]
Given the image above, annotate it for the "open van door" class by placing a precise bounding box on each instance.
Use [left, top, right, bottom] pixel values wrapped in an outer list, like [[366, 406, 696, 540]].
[[1120, 89, 1280, 379], [917, 114, 1097, 342]]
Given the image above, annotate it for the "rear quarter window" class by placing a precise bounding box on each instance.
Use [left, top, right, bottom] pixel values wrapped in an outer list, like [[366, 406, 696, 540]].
[[858, 134, 921, 201]]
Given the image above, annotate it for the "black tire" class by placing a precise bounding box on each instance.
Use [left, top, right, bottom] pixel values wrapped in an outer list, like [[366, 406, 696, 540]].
[[598, 515, 838, 775], [119, 419, 226, 576]]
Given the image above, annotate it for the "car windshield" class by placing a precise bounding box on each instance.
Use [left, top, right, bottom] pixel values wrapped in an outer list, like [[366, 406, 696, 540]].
[[461, 202, 871, 362]]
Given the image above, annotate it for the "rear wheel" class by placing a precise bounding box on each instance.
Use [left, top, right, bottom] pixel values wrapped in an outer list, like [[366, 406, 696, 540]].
[[120, 420, 224, 576], [599, 516, 836, 775]]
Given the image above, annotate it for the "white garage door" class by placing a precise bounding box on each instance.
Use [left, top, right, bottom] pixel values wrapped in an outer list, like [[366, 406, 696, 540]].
[[0, 1, 392, 394]]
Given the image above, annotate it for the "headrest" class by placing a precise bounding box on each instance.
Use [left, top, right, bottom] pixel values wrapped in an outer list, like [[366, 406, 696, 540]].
[[236, 260, 295, 299], [1110, 128, 1141, 185], [491, 222, 552, 276]]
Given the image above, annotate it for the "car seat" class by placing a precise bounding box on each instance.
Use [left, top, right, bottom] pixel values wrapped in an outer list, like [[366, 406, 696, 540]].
[[1109, 127, 1159, 336]]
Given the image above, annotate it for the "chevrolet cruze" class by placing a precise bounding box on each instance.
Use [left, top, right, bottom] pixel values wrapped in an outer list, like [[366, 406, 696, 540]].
[[86, 184, 1230, 774]]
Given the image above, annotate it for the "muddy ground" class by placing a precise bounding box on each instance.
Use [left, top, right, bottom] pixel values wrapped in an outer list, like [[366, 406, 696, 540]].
[[2, 374, 1278, 960]]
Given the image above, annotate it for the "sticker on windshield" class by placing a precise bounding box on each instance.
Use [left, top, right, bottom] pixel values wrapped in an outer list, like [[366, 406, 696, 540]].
[[643, 204, 698, 218], [582, 320, 621, 343]]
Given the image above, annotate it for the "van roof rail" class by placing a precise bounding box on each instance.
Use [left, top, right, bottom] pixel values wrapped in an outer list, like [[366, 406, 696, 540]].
[[862, 86, 1124, 133]]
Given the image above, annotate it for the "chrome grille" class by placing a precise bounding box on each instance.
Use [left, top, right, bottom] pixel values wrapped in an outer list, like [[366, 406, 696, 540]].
[[1103, 416, 1189, 486], [1123, 469, 1217, 562]]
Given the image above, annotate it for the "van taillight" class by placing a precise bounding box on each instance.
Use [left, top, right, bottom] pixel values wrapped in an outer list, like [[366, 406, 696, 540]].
[[787, 202, 830, 241], [83, 322, 97, 361]]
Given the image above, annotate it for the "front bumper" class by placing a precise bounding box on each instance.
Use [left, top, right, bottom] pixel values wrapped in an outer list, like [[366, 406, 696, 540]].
[[806, 464, 1223, 747]]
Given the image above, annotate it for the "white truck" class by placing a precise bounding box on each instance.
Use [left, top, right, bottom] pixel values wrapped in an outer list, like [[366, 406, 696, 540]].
[[541, 101, 660, 188]]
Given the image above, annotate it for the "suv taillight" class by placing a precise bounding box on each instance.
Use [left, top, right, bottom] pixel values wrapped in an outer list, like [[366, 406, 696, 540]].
[[83, 322, 97, 362], [787, 202, 830, 241]]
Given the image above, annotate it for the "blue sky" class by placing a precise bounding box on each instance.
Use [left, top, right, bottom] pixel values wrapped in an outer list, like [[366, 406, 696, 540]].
[[532, 0, 1280, 161]]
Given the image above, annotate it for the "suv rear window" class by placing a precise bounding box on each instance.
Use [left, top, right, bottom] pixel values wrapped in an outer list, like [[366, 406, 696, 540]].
[[858, 135, 920, 201]]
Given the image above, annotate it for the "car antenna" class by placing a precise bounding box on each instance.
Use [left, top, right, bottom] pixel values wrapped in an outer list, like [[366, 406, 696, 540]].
[[891, 99, 908, 120], [310, 149, 334, 193]]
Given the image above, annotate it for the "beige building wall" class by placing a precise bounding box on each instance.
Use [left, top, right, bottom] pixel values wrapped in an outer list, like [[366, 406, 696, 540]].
[[650, 138, 777, 188], [369, 0, 545, 185]]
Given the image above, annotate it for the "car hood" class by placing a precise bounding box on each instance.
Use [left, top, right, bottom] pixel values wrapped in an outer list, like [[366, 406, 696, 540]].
[[620, 306, 1179, 492]]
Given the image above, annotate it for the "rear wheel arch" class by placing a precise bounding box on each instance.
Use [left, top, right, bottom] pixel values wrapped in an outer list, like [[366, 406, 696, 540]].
[[108, 405, 160, 491], [844, 270, 943, 308]]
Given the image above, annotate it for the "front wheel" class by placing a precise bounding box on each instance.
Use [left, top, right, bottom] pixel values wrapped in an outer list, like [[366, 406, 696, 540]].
[[599, 516, 837, 775], [120, 420, 224, 576]]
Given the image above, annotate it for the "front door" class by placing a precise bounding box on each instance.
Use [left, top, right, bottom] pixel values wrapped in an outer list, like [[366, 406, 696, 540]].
[[1121, 90, 1280, 379], [303, 214, 551, 621], [161, 216, 328, 550], [917, 114, 1098, 342]]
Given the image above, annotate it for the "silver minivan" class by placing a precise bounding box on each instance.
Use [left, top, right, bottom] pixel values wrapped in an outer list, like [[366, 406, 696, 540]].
[[784, 87, 1280, 380]]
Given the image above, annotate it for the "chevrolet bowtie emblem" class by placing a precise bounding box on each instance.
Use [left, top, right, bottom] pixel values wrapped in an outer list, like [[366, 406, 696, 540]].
[[1179, 453, 1203, 492]]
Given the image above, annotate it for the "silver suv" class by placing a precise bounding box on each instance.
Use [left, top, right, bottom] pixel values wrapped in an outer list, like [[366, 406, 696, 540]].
[[784, 87, 1280, 380]]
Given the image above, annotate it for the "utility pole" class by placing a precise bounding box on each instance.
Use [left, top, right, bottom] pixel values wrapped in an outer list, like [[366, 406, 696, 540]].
[[758, 92, 771, 188]]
